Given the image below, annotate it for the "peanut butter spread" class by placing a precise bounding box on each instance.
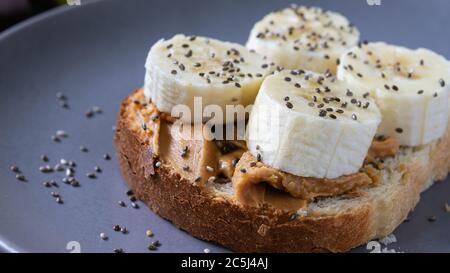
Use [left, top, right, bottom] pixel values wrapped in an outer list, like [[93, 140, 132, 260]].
[[233, 152, 374, 206], [365, 136, 400, 163], [128, 89, 400, 211]]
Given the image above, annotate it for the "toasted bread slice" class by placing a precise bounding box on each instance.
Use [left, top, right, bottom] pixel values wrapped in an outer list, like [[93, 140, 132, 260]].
[[114, 88, 450, 252]]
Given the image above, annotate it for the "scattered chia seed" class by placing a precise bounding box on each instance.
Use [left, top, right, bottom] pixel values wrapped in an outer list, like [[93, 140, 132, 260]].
[[256, 153, 262, 162], [232, 158, 239, 167], [113, 248, 124, 253], [70, 180, 80, 187], [60, 101, 69, 108], [113, 225, 121, 232], [104, 153, 111, 160], [56, 130, 68, 138], [185, 50, 193, 58], [155, 161, 162, 168], [51, 135, 61, 142], [55, 197, 63, 204], [118, 201, 126, 207], [428, 216, 437, 222], [148, 245, 157, 251], [94, 166, 102, 173], [87, 173, 97, 179], [395, 128, 403, 134], [54, 164, 65, 172], [66, 168, 75, 177], [121, 227, 129, 234], [100, 233, 108, 240], [41, 155, 49, 162], [80, 146, 88, 152], [10, 165, 20, 173], [131, 202, 139, 209], [39, 165, 53, 173], [56, 92, 66, 100], [16, 174, 26, 182], [85, 110, 94, 118], [146, 229, 154, 237]]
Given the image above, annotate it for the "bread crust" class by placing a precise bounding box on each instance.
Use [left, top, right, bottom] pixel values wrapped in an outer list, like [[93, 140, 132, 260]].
[[114, 89, 450, 252]]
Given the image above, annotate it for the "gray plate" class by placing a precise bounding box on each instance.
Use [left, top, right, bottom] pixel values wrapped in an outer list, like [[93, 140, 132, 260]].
[[0, 0, 449, 253]]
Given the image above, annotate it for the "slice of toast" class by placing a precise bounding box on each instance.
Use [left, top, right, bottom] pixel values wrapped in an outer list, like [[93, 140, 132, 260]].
[[114, 88, 450, 252]]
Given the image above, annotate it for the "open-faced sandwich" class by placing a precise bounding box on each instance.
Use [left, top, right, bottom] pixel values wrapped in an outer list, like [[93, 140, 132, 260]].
[[114, 5, 450, 252]]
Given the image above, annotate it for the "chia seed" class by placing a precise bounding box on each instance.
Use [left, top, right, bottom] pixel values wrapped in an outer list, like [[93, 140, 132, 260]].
[[146, 229, 154, 237], [16, 174, 26, 181]]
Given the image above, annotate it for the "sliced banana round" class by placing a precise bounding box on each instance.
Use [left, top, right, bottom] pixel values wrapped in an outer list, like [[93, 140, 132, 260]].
[[337, 42, 450, 146], [144, 34, 272, 123], [247, 70, 381, 179], [246, 5, 359, 74]]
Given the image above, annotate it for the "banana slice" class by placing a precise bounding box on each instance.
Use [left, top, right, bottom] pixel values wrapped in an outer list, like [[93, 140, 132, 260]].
[[246, 5, 359, 74], [337, 42, 450, 146], [247, 70, 381, 179], [144, 34, 272, 123]]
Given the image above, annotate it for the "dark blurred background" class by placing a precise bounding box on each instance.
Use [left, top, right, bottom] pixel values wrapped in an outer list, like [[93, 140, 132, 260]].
[[0, 0, 61, 31], [0, 0, 87, 31]]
